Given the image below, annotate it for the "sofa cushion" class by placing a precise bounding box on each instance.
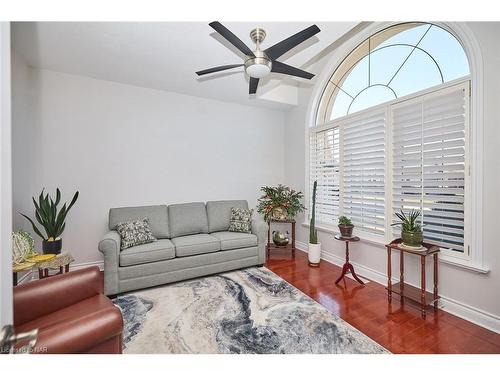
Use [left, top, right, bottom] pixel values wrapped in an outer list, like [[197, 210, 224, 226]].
[[168, 202, 208, 238], [171, 234, 220, 257], [119, 239, 175, 266], [206, 200, 248, 233], [115, 218, 157, 250], [109, 205, 170, 239], [211, 231, 258, 251], [228, 208, 253, 234]]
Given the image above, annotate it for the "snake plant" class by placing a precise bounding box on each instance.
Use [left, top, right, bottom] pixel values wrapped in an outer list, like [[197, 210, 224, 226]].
[[309, 180, 318, 244], [391, 209, 422, 232], [20, 188, 79, 241]]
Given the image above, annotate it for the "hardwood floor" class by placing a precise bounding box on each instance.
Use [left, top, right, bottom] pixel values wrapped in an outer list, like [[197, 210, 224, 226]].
[[265, 249, 500, 354]]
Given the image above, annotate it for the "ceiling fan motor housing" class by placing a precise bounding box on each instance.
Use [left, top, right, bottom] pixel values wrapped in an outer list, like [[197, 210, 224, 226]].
[[245, 50, 272, 79], [244, 28, 272, 79]]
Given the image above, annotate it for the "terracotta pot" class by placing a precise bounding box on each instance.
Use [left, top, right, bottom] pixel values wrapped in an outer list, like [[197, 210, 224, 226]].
[[338, 224, 354, 238], [42, 238, 62, 254]]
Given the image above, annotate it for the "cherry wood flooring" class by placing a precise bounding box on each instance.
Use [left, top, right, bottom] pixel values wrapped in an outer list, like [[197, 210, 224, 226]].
[[265, 249, 500, 354]]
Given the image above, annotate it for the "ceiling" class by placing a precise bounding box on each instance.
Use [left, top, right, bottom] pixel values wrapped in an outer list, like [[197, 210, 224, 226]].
[[12, 22, 359, 109]]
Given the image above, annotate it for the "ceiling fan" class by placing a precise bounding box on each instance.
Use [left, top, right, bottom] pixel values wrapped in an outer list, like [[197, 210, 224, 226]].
[[196, 22, 321, 94]]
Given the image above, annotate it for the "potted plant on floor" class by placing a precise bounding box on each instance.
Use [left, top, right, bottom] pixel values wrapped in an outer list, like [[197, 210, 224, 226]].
[[20, 188, 79, 254], [308, 180, 321, 267], [338, 216, 354, 238], [391, 209, 423, 248]]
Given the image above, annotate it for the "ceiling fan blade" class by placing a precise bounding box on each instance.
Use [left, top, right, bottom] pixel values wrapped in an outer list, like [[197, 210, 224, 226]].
[[271, 61, 315, 80], [209, 21, 255, 57], [264, 25, 320, 61], [196, 64, 244, 76], [249, 77, 259, 94]]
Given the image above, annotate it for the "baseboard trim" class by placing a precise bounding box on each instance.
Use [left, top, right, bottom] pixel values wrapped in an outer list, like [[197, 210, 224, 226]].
[[16, 260, 104, 285], [295, 241, 500, 334]]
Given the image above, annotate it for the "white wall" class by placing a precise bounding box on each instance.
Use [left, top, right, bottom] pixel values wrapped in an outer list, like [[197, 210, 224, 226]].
[[284, 22, 500, 331], [11, 59, 285, 265]]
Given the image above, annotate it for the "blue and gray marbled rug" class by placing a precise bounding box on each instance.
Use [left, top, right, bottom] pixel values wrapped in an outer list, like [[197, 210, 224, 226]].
[[113, 267, 388, 354]]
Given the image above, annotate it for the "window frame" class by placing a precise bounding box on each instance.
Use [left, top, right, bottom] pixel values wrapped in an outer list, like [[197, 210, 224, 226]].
[[305, 22, 487, 273], [309, 76, 471, 250], [316, 22, 470, 124], [308, 79, 487, 274]]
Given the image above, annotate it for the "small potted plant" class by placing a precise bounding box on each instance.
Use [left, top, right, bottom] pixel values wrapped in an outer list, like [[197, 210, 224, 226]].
[[257, 184, 306, 222], [338, 216, 354, 238], [308, 180, 321, 266], [20, 188, 79, 254], [391, 209, 423, 247]]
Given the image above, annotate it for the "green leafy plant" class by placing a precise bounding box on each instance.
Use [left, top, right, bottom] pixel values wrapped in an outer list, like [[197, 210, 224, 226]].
[[338, 216, 353, 226], [309, 180, 318, 244], [257, 184, 306, 222], [20, 188, 79, 241], [391, 209, 422, 232]]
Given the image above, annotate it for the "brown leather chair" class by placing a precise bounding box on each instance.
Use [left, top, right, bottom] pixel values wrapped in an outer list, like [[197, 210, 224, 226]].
[[13, 266, 123, 354]]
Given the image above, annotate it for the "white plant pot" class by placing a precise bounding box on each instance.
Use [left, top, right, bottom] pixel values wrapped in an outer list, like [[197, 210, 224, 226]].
[[308, 243, 321, 266]]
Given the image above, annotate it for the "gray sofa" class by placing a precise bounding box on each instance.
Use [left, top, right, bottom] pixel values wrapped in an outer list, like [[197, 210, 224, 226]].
[[98, 200, 267, 295]]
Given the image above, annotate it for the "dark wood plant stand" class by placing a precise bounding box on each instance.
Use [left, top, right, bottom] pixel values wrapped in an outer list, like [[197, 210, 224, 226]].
[[266, 219, 296, 259], [385, 238, 440, 318], [334, 234, 364, 285]]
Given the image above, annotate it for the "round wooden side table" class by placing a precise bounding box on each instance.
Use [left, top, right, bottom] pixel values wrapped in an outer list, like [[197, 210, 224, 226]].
[[334, 234, 364, 285]]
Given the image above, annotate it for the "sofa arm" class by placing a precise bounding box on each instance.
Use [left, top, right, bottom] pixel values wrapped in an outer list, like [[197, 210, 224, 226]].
[[98, 230, 121, 255], [252, 219, 268, 265], [98, 231, 121, 295], [252, 219, 268, 244], [14, 266, 102, 326], [30, 306, 123, 354]]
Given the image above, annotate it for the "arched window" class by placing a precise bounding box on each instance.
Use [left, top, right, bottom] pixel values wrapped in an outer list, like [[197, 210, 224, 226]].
[[316, 23, 470, 124], [310, 23, 472, 258]]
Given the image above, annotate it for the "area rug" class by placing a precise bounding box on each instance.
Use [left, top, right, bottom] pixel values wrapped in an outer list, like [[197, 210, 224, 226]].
[[113, 267, 388, 354]]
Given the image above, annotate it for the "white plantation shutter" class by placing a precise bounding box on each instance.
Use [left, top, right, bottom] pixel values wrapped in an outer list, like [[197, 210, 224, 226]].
[[309, 127, 340, 224], [391, 83, 468, 252], [342, 110, 386, 235]]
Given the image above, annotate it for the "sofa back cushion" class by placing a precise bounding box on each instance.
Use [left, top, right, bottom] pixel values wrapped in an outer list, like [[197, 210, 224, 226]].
[[109, 205, 170, 239], [206, 200, 249, 233], [168, 202, 209, 238]]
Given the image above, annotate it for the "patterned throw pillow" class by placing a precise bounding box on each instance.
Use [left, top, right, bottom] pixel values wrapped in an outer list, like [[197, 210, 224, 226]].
[[115, 218, 157, 250], [228, 208, 253, 234]]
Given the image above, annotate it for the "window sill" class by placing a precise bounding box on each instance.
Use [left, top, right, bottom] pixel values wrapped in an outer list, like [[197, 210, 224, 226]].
[[301, 222, 490, 274], [438, 255, 490, 274], [301, 222, 386, 247]]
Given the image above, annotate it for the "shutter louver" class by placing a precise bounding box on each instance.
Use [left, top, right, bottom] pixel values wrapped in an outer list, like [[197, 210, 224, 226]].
[[309, 127, 340, 225], [392, 84, 467, 252], [342, 110, 386, 235]]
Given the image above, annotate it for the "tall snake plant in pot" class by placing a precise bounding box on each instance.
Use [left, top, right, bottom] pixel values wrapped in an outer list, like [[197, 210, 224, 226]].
[[308, 180, 321, 266], [20, 188, 79, 254]]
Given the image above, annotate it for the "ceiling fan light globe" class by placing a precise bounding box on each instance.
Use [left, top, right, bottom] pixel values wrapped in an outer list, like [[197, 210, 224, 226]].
[[244, 55, 272, 79], [245, 63, 271, 78]]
